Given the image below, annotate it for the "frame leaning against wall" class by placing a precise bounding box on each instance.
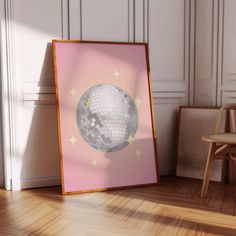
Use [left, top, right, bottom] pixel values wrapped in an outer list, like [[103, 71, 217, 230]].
[[52, 40, 160, 194]]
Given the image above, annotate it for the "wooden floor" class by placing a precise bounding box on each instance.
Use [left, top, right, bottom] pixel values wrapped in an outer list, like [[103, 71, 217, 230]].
[[1, 177, 236, 236]]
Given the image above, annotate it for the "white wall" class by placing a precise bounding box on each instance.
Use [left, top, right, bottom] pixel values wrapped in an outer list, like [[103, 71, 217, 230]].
[[148, 0, 189, 174], [12, 0, 64, 189], [0, 0, 4, 187], [194, 0, 236, 106], [0, 0, 236, 189]]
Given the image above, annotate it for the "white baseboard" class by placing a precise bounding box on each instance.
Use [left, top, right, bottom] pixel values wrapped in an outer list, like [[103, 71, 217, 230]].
[[0, 173, 4, 187], [19, 168, 175, 190], [21, 176, 61, 189], [160, 167, 176, 176]]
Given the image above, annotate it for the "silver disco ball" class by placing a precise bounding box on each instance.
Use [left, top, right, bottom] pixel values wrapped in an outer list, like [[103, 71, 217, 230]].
[[76, 84, 138, 152]]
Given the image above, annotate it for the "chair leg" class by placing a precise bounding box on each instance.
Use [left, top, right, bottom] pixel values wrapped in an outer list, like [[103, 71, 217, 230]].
[[229, 158, 236, 184], [201, 143, 216, 198], [221, 159, 227, 184]]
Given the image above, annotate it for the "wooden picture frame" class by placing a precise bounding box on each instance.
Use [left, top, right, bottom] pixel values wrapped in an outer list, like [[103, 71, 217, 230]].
[[176, 106, 222, 181], [52, 40, 159, 194]]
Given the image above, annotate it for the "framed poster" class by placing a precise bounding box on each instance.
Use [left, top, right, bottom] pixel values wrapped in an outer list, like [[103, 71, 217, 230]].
[[176, 106, 222, 181], [52, 40, 159, 194]]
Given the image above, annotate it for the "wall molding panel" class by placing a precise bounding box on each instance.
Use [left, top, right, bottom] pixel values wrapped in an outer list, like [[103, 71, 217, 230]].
[[146, 0, 190, 111], [222, 92, 236, 105], [69, 0, 82, 39], [22, 81, 56, 105], [61, 0, 69, 39], [188, 0, 196, 105], [194, 0, 218, 106], [217, 0, 236, 105], [134, 0, 145, 42], [193, 0, 236, 106], [147, 0, 189, 82], [69, 0, 134, 42]]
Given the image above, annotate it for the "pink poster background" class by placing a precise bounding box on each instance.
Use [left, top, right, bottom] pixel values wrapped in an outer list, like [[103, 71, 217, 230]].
[[54, 42, 158, 193]]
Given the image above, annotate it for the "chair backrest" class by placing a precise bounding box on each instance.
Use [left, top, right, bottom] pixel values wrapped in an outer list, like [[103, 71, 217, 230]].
[[214, 104, 236, 133]]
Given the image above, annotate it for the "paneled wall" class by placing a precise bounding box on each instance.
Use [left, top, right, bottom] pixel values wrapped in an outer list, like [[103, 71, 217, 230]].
[[219, 0, 236, 105], [0, 0, 66, 189], [148, 0, 189, 174], [194, 0, 236, 106], [194, 0, 218, 105], [69, 0, 189, 175], [0, 0, 235, 189], [70, 0, 134, 41], [0, 0, 4, 187]]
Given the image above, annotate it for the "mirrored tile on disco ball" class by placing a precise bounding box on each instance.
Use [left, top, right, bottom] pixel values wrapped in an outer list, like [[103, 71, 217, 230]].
[[76, 84, 138, 152]]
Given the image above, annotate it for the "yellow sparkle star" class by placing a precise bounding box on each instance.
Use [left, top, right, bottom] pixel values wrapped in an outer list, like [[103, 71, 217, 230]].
[[69, 135, 77, 145], [135, 98, 142, 107], [113, 69, 120, 78], [135, 149, 142, 157], [127, 135, 135, 144], [69, 88, 77, 97], [92, 160, 98, 167], [86, 98, 92, 108]]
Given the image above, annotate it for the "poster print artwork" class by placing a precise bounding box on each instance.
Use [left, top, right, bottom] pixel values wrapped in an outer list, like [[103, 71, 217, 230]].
[[52, 40, 159, 194]]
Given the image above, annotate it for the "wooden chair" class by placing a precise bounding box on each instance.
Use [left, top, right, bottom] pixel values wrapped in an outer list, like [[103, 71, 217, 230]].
[[201, 104, 236, 198]]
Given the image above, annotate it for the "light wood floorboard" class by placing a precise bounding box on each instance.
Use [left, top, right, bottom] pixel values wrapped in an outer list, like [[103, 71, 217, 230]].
[[0, 177, 236, 235]]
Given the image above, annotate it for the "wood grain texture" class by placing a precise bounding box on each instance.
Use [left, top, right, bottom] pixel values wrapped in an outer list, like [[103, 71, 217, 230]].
[[201, 104, 236, 197], [1, 176, 236, 235]]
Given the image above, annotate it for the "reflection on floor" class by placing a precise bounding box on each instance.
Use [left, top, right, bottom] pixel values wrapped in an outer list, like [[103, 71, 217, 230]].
[[0, 176, 236, 235]]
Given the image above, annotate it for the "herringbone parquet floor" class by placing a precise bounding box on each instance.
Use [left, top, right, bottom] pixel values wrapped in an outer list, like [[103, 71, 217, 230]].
[[0, 176, 236, 236]]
